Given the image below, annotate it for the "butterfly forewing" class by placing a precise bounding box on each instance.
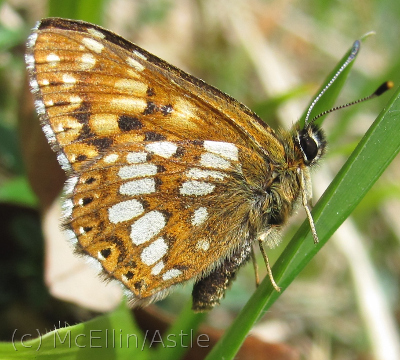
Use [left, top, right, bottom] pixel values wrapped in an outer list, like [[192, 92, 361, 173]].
[[26, 18, 287, 304]]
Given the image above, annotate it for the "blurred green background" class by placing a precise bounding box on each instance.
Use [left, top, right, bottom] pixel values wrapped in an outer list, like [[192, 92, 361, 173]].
[[0, 0, 399, 359]]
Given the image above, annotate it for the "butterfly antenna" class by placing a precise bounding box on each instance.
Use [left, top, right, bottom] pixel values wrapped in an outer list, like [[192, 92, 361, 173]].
[[309, 81, 393, 124], [304, 40, 361, 126]]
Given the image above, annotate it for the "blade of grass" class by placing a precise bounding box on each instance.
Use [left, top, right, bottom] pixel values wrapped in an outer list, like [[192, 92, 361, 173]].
[[205, 78, 400, 360], [152, 300, 206, 360], [0, 176, 38, 207], [299, 38, 365, 127], [48, 0, 106, 24], [0, 301, 149, 359]]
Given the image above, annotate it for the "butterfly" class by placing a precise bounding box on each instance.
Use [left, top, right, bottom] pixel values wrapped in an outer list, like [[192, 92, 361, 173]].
[[25, 17, 331, 312]]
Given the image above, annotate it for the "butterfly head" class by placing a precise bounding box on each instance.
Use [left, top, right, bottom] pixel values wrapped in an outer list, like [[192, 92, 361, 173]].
[[296, 124, 326, 166]]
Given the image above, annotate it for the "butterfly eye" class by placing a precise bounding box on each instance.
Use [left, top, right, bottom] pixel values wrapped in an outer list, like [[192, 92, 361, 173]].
[[297, 125, 326, 165], [299, 133, 318, 162]]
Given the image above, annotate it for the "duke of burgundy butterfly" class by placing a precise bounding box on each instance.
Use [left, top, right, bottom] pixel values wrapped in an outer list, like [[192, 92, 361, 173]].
[[25, 18, 391, 311]]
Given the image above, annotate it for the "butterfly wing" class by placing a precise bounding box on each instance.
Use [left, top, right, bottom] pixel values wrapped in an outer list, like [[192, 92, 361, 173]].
[[26, 18, 287, 304]]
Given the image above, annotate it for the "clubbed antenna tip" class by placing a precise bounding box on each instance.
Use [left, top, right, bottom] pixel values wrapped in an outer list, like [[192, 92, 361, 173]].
[[374, 81, 394, 96]]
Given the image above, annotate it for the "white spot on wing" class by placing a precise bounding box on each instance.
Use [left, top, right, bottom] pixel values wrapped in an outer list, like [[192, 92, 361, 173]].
[[145, 141, 177, 158], [62, 198, 73, 218], [173, 98, 195, 120], [126, 152, 147, 163], [34, 100, 46, 115], [47, 53, 60, 65], [180, 180, 215, 196], [104, 153, 119, 163], [192, 207, 208, 226], [196, 239, 210, 251], [63, 74, 76, 84], [69, 95, 82, 103], [25, 54, 35, 70], [140, 237, 168, 265], [162, 269, 182, 281], [87, 28, 106, 38], [126, 56, 145, 72], [64, 176, 79, 195], [108, 199, 144, 224], [82, 37, 104, 53], [204, 141, 238, 160], [42, 124, 56, 142], [119, 178, 156, 196], [133, 50, 147, 60], [130, 211, 166, 245], [57, 153, 72, 171], [151, 261, 164, 275], [29, 79, 39, 93], [80, 53, 96, 70], [187, 168, 226, 180], [118, 164, 157, 179], [200, 152, 230, 169], [27, 32, 38, 48]]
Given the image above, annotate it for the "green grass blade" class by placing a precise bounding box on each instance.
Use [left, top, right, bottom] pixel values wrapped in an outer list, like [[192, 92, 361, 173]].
[[151, 300, 206, 360], [0, 176, 38, 207], [0, 301, 149, 359], [299, 40, 360, 127], [48, 0, 106, 24], [205, 81, 400, 360]]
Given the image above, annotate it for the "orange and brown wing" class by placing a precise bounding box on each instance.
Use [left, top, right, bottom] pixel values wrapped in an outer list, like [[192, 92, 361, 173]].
[[26, 18, 277, 304], [63, 139, 269, 304], [26, 18, 284, 173]]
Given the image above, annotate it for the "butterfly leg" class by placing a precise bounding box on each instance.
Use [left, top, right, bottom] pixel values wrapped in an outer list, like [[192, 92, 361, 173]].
[[251, 244, 260, 287], [298, 168, 319, 244], [258, 240, 281, 292], [191, 242, 252, 312]]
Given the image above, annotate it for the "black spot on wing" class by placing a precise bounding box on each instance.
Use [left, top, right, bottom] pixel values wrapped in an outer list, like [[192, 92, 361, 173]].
[[74, 112, 90, 124], [146, 87, 155, 97], [83, 226, 93, 233], [100, 248, 111, 258], [78, 124, 95, 140], [125, 271, 134, 280], [81, 197, 93, 205], [143, 101, 158, 115], [85, 177, 96, 184], [174, 146, 185, 157], [144, 131, 166, 141], [118, 115, 143, 131], [76, 154, 87, 162], [87, 137, 113, 150]]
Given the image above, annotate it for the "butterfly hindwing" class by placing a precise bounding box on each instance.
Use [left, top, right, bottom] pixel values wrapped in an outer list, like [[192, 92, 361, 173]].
[[62, 138, 271, 303]]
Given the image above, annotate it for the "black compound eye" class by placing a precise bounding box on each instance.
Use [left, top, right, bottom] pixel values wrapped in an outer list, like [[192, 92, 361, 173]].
[[297, 124, 326, 165], [300, 135, 318, 161]]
